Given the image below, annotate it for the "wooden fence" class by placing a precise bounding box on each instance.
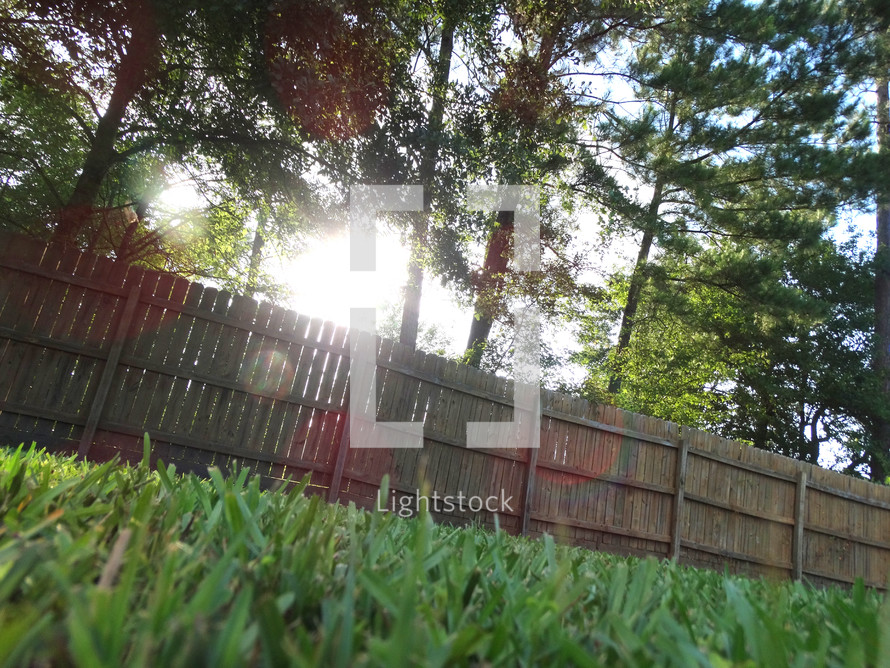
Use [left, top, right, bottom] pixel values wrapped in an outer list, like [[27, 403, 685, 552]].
[[0, 231, 888, 588]]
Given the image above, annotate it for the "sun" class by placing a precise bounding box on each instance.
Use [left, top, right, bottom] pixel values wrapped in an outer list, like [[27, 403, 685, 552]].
[[157, 182, 204, 212], [281, 229, 410, 329]]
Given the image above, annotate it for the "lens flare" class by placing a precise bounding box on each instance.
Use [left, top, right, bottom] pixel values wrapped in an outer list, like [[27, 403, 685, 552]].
[[243, 348, 295, 397]]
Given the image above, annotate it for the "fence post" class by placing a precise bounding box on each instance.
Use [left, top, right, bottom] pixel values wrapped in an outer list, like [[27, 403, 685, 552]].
[[520, 443, 539, 536], [793, 469, 807, 581], [327, 395, 351, 504], [77, 284, 141, 458], [670, 437, 688, 561]]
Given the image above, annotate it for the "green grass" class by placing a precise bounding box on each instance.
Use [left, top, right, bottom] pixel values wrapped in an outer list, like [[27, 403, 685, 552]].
[[1, 440, 888, 667]]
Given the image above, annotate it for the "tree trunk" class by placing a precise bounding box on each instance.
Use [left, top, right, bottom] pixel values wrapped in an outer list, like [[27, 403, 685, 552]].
[[464, 210, 514, 367], [607, 94, 676, 394], [245, 209, 267, 298], [399, 14, 455, 348], [399, 236, 425, 345], [805, 407, 824, 466], [873, 75, 890, 482], [607, 176, 665, 393], [53, 10, 157, 244]]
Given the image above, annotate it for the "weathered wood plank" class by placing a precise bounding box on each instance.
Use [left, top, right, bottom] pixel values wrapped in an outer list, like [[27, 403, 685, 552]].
[[77, 284, 141, 457], [670, 438, 688, 561], [793, 470, 808, 581]]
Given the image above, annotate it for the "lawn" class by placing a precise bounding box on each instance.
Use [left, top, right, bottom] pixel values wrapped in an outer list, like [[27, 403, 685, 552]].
[[0, 440, 887, 667]]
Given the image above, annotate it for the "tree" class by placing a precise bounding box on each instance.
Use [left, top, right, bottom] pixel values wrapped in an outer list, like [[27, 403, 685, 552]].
[[569, 0, 885, 468], [575, 230, 878, 466], [820, 0, 890, 479], [0, 64, 89, 235], [399, 3, 457, 348], [459, 0, 632, 367], [0, 0, 402, 297], [873, 66, 890, 479], [581, 0, 869, 393], [311, 0, 475, 347]]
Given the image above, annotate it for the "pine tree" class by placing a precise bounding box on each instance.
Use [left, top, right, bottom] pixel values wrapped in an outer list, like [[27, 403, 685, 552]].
[[575, 0, 876, 465]]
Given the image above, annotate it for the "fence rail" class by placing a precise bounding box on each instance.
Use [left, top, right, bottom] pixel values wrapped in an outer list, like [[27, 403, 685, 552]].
[[1, 231, 888, 588]]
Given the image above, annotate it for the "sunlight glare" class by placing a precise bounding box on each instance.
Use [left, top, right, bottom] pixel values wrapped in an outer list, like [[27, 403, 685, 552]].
[[158, 182, 203, 212], [281, 229, 474, 355], [282, 230, 409, 328]]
